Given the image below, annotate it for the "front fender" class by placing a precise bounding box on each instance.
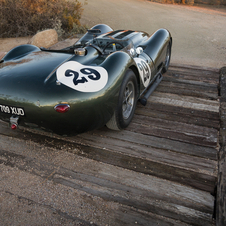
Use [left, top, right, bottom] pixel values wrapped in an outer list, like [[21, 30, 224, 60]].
[[85, 51, 135, 124], [101, 51, 134, 95], [143, 29, 171, 71]]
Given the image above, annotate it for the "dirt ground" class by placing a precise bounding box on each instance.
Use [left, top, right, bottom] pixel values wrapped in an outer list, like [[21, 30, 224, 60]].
[[1, 1, 226, 68]]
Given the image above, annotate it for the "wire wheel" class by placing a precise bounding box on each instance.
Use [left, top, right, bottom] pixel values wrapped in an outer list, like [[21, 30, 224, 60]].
[[122, 81, 135, 120], [106, 69, 138, 130]]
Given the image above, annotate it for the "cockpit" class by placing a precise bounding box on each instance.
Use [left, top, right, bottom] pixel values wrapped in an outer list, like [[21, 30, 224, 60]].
[[74, 29, 137, 56], [87, 36, 135, 56], [40, 28, 147, 58]]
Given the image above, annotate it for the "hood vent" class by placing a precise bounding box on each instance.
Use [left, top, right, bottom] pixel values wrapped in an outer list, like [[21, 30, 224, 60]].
[[104, 30, 124, 37], [114, 30, 135, 39]]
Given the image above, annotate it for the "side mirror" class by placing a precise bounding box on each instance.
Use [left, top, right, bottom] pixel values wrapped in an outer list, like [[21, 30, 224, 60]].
[[136, 47, 143, 55]]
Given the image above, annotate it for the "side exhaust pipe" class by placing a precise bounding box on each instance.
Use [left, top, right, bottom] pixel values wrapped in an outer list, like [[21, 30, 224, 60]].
[[139, 73, 162, 106]]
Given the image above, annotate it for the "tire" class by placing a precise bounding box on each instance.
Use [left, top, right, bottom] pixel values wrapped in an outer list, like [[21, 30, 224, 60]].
[[106, 69, 138, 130], [162, 42, 171, 73]]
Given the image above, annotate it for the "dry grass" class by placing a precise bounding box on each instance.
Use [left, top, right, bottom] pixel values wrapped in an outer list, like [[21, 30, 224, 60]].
[[0, 0, 87, 38]]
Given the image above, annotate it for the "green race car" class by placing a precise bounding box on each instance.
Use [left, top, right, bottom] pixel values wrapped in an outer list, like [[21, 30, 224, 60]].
[[0, 24, 172, 135]]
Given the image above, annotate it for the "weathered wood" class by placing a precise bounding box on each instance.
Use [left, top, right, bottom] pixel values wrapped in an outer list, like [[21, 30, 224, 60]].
[[167, 64, 220, 84], [132, 114, 218, 139], [162, 76, 218, 90], [147, 91, 219, 113], [66, 144, 217, 193], [113, 206, 189, 226], [0, 145, 215, 225], [169, 64, 219, 73], [130, 114, 218, 147], [157, 80, 218, 100], [96, 128, 218, 160], [166, 69, 219, 82], [128, 122, 217, 147], [217, 67, 226, 226], [140, 101, 219, 121], [0, 135, 214, 212], [0, 124, 217, 192], [77, 132, 217, 176], [159, 67, 219, 100], [135, 107, 220, 129]]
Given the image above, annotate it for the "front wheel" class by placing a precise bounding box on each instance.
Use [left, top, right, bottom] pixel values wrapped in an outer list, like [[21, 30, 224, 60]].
[[106, 69, 138, 130]]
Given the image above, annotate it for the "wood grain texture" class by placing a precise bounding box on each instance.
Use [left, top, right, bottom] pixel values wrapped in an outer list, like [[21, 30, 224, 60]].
[[217, 67, 226, 226]]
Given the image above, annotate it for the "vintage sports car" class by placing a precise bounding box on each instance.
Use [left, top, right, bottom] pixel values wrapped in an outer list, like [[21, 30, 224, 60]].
[[0, 24, 172, 135]]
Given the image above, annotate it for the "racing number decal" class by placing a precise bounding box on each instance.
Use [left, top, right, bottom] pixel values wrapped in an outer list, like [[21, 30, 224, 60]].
[[134, 58, 151, 87], [56, 62, 108, 92], [65, 68, 101, 86]]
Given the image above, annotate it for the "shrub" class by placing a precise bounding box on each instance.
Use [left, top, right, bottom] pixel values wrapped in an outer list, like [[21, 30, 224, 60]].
[[0, 0, 86, 38]]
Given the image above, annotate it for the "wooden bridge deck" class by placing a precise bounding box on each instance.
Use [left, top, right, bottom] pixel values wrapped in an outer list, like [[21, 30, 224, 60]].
[[0, 65, 222, 225], [72, 64, 220, 225]]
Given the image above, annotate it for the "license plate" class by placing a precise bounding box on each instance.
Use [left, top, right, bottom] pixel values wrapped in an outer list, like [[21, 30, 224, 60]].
[[0, 104, 25, 116]]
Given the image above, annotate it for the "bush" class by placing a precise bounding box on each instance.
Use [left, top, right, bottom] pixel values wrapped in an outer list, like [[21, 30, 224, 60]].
[[0, 0, 87, 38]]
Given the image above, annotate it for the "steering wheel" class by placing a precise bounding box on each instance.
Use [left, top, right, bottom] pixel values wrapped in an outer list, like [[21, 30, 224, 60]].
[[103, 42, 124, 53], [88, 43, 103, 55]]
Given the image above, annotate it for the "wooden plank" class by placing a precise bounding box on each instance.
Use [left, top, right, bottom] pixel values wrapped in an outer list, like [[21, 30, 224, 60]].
[[157, 80, 218, 100], [159, 67, 219, 100], [77, 132, 217, 176], [0, 119, 217, 160], [71, 143, 216, 193], [162, 76, 218, 89], [113, 206, 189, 226], [132, 114, 218, 139], [95, 128, 218, 160], [165, 69, 219, 83], [217, 67, 226, 226], [0, 135, 214, 213], [128, 122, 217, 148], [0, 124, 217, 192], [0, 143, 215, 225], [167, 65, 220, 84], [169, 64, 220, 74], [130, 114, 218, 147], [147, 91, 219, 113], [165, 74, 218, 85], [135, 107, 219, 129], [156, 86, 218, 100], [138, 102, 219, 121]]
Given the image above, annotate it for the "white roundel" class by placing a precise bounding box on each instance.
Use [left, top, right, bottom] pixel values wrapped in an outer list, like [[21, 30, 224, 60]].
[[56, 61, 108, 92], [134, 58, 151, 88]]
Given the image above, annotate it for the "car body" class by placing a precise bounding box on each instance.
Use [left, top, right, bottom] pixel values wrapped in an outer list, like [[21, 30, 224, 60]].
[[0, 24, 172, 135]]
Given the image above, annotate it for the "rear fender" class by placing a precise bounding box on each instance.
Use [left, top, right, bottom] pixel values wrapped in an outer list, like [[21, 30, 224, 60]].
[[3, 44, 40, 62]]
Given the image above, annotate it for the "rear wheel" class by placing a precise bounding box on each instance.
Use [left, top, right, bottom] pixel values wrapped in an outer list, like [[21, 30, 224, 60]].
[[162, 42, 171, 73], [106, 69, 138, 130]]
